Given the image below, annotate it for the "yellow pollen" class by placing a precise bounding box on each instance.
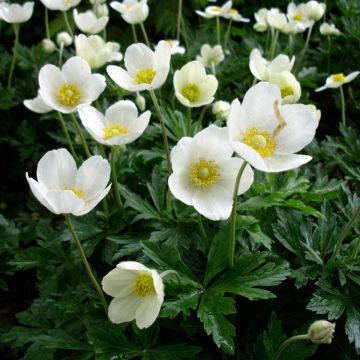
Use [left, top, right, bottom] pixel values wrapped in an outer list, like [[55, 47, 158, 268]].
[[63, 187, 85, 199], [181, 83, 200, 102], [281, 86, 294, 98], [103, 124, 128, 139], [58, 83, 81, 106], [64, 0, 72, 5], [134, 274, 155, 297], [229, 8, 238, 14], [293, 13, 303, 21], [190, 158, 219, 187], [332, 73, 346, 83], [211, 6, 221, 12], [165, 39, 174, 48], [243, 128, 276, 157], [135, 68, 156, 84]]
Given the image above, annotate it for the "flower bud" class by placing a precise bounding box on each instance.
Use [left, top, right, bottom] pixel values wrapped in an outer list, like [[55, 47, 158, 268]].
[[56, 31, 73, 47], [320, 22, 341, 36], [307, 320, 335, 344], [95, 4, 109, 17], [135, 94, 146, 111], [41, 38, 56, 53], [212, 100, 230, 120]]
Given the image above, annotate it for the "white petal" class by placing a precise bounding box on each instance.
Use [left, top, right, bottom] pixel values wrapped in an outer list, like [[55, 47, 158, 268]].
[[108, 294, 142, 324], [26, 175, 56, 213], [249, 49, 268, 80], [24, 93, 53, 114], [268, 54, 294, 74], [345, 71, 360, 84], [263, 153, 313, 172], [46, 190, 85, 214], [170, 137, 195, 173], [168, 173, 196, 206], [135, 295, 163, 329], [105, 100, 138, 125], [118, 261, 150, 272], [73, 185, 111, 216], [62, 56, 92, 87], [81, 73, 106, 104], [102, 266, 138, 297], [107, 65, 142, 92], [78, 106, 106, 143], [124, 43, 155, 76], [230, 141, 268, 172]]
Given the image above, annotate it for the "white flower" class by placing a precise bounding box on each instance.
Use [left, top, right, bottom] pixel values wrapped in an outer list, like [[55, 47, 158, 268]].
[[287, 2, 313, 30], [75, 34, 122, 69], [26, 148, 111, 216], [196, 0, 232, 19], [38, 56, 106, 114], [224, 7, 250, 22], [227, 82, 319, 173], [163, 39, 185, 55], [95, 4, 109, 17], [0, 1, 34, 23], [253, 8, 268, 32], [107, 41, 171, 92], [40, 0, 81, 11], [102, 261, 164, 329], [78, 100, 150, 146], [304, 1, 326, 21], [174, 61, 218, 108], [73, 9, 109, 34], [196, 44, 224, 68], [268, 71, 301, 104], [320, 22, 341, 36], [169, 125, 254, 221], [212, 100, 231, 120], [110, 0, 149, 24], [249, 49, 295, 81], [56, 31, 73, 46], [41, 38, 56, 53], [315, 71, 360, 92], [24, 92, 52, 114], [266, 8, 287, 31]]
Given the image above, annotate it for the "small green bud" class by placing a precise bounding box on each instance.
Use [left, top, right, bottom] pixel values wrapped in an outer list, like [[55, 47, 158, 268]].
[[308, 320, 335, 344]]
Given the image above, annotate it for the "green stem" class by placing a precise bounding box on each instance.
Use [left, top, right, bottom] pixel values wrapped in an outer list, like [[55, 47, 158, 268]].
[[197, 214, 208, 249], [228, 161, 248, 268], [45, 7, 51, 39], [273, 334, 309, 360], [187, 107, 192, 136], [176, 0, 183, 41], [7, 23, 20, 89], [63, 11, 73, 37], [70, 113, 91, 158], [351, 237, 360, 260], [332, 206, 360, 260], [216, 16, 221, 45], [58, 112, 77, 159], [139, 22, 150, 47], [149, 90, 172, 175], [224, 19, 233, 51], [269, 29, 279, 60], [339, 86, 346, 125], [131, 24, 138, 43], [180, 13, 189, 49], [265, 28, 271, 56], [58, 42, 64, 67], [295, 24, 313, 73], [65, 214, 108, 314], [197, 105, 209, 132], [110, 146, 124, 212], [210, 61, 216, 76]]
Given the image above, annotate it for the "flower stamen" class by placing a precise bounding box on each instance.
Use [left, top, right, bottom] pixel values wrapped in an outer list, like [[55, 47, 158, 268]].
[[243, 128, 276, 157], [135, 68, 156, 84], [181, 83, 200, 102], [190, 158, 219, 187], [134, 274, 155, 297], [103, 124, 128, 139], [332, 73, 346, 83], [63, 187, 85, 199], [280, 86, 294, 98], [293, 12, 303, 21], [58, 83, 81, 106]]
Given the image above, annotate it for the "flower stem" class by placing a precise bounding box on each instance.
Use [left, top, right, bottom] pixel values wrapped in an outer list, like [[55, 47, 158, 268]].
[[332, 206, 360, 259], [228, 161, 248, 268], [58, 42, 64, 67], [339, 86, 346, 125], [269, 29, 279, 60], [7, 23, 20, 89], [196, 105, 209, 132], [224, 19, 233, 51], [70, 113, 91, 158], [273, 334, 309, 360], [187, 107, 192, 136], [58, 112, 77, 159], [110, 146, 124, 212], [197, 214, 208, 250], [180, 14, 189, 49], [139, 22, 150, 47], [295, 24, 313, 73], [149, 90, 172, 175], [131, 24, 138, 43], [211, 61, 216, 76], [65, 214, 108, 314], [216, 16, 221, 45], [45, 7, 51, 39], [176, 0, 183, 41], [351, 237, 360, 260], [63, 11, 73, 37]]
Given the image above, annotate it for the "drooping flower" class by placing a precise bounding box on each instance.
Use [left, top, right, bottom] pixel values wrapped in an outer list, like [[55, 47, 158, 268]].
[[304, 1, 326, 22], [253, 8, 268, 32], [41, 38, 56, 53], [38, 56, 106, 113], [0, 1, 34, 23], [102, 261, 164, 329], [196, 0, 232, 19], [73, 9, 109, 34], [78, 100, 150, 146], [75, 34, 122, 69], [307, 320, 335, 344], [40, 0, 81, 11], [268, 71, 301, 104], [26, 148, 111, 216], [315, 71, 359, 92], [174, 61, 218, 108], [168, 125, 254, 221], [107, 41, 171, 92], [319, 22, 341, 36], [56, 31, 73, 46], [249, 49, 295, 81], [227, 82, 318, 173], [212, 100, 231, 120], [196, 44, 224, 68], [110, 0, 149, 24]]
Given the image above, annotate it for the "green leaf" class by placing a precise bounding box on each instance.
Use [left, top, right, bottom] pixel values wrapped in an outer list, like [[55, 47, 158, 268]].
[[144, 343, 201, 360], [211, 252, 290, 300], [146, 165, 166, 213], [197, 291, 235, 354]]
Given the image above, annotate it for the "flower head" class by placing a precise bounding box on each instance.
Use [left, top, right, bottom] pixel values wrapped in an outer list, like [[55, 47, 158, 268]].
[[212, 100, 231, 120], [253, 8, 268, 32], [227, 82, 318, 172], [224, 6, 250, 22], [40, 0, 81, 11], [0, 1, 34, 23], [78, 100, 150, 146], [56, 31, 73, 46], [169, 125, 254, 220], [266, 8, 287, 31], [315, 71, 359, 92], [196, 1, 232, 19], [196, 44, 224, 68], [107, 41, 171, 92], [174, 61, 218, 108], [102, 261, 164, 329], [308, 320, 335, 344], [320, 22, 341, 36], [110, 0, 149, 24], [287, 2, 313, 31], [38, 56, 106, 113], [73, 9, 109, 34], [162, 39, 185, 55], [268, 71, 301, 104], [304, 1, 326, 21], [26, 149, 111, 216]]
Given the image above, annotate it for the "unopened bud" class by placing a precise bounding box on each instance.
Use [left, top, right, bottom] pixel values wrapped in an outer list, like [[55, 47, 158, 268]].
[[95, 4, 109, 17], [212, 100, 230, 120], [308, 320, 335, 344], [41, 38, 56, 53], [56, 31, 73, 47], [135, 94, 146, 111]]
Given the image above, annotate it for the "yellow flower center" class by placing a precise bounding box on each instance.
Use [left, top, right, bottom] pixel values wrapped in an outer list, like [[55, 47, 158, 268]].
[[103, 124, 128, 139], [64, 0, 72, 5], [281, 86, 294, 98], [165, 39, 174, 48], [243, 128, 276, 157], [58, 83, 81, 106], [135, 68, 156, 85], [134, 274, 155, 297], [229, 8, 238, 14], [190, 158, 219, 187], [181, 83, 200, 102], [293, 13, 303, 21], [210, 6, 221, 12], [63, 187, 85, 199], [332, 73, 346, 83]]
